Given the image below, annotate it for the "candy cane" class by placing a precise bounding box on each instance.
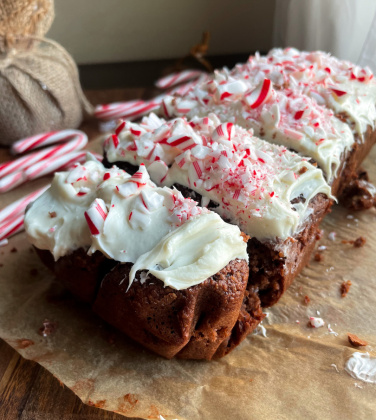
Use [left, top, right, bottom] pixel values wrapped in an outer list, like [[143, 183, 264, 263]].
[[11, 130, 87, 155], [25, 152, 102, 180], [0, 136, 88, 178], [0, 186, 49, 223], [94, 100, 144, 120], [155, 70, 205, 89], [0, 214, 24, 242], [0, 152, 102, 193], [0, 171, 27, 193]]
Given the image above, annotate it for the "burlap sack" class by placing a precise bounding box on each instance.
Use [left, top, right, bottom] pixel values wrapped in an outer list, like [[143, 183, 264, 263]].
[[0, 0, 93, 146], [0, 0, 54, 50]]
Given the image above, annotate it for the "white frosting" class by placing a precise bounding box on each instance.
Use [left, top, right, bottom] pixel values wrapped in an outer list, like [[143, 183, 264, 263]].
[[129, 212, 247, 290], [236, 48, 376, 139], [25, 154, 109, 259], [25, 157, 248, 290], [158, 70, 354, 182], [105, 114, 332, 240], [345, 352, 376, 384]]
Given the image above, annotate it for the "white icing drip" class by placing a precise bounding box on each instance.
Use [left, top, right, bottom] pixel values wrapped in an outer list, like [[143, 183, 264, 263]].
[[106, 114, 332, 240], [345, 352, 376, 384]]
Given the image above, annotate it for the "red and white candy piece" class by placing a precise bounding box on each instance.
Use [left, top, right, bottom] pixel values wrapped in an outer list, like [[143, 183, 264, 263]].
[[11, 130, 87, 155], [0, 186, 49, 223], [0, 136, 88, 178], [211, 123, 234, 143], [245, 78, 273, 109], [129, 164, 150, 186], [217, 79, 248, 101], [328, 85, 347, 98], [155, 69, 204, 89], [147, 160, 169, 184], [309, 317, 325, 328], [140, 189, 164, 211], [84, 198, 108, 235]]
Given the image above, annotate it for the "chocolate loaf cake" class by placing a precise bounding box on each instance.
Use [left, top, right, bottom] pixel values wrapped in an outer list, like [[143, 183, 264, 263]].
[[25, 156, 260, 359], [103, 114, 332, 307]]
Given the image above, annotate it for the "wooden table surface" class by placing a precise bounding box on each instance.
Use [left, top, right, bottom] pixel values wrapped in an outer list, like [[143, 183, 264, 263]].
[[0, 89, 152, 420]]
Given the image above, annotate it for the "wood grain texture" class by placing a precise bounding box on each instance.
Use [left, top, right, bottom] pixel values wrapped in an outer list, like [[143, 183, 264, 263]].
[[0, 88, 149, 420]]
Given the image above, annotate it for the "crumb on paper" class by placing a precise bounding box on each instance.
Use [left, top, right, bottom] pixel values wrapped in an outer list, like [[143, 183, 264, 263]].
[[353, 237, 366, 248], [330, 364, 339, 373], [309, 317, 325, 328], [317, 245, 327, 251], [296, 320, 300, 324], [341, 237, 366, 247], [303, 295, 310, 305], [348, 333, 368, 347], [314, 252, 324, 262], [38, 319, 58, 337], [341, 280, 352, 298], [355, 383, 363, 389]]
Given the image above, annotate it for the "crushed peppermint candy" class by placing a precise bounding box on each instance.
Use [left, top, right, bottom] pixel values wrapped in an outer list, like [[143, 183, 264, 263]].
[[309, 317, 325, 328]]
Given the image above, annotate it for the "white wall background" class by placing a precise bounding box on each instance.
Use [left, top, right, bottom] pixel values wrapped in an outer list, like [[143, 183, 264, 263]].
[[47, 0, 276, 64]]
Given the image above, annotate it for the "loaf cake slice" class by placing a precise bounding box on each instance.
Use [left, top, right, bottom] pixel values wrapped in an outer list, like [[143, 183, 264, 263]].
[[103, 115, 333, 306], [25, 155, 258, 359]]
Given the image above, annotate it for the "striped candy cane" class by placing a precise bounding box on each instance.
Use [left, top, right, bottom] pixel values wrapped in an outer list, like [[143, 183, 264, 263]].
[[94, 100, 144, 120], [0, 186, 49, 223], [11, 130, 88, 155], [0, 214, 24, 242], [155, 70, 205, 89], [0, 152, 103, 193], [0, 136, 88, 178]]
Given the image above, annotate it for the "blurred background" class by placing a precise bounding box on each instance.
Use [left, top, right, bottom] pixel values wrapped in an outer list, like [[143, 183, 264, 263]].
[[45, 0, 376, 89]]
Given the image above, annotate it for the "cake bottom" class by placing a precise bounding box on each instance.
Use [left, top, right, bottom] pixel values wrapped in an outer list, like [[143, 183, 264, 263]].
[[35, 248, 263, 359], [93, 259, 262, 360]]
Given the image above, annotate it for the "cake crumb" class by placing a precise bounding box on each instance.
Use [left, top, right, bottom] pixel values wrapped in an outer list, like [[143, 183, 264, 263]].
[[303, 295, 310, 305], [299, 166, 308, 175], [38, 319, 58, 337], [49, 211, 57, 218], [10, 247, 17, 253], [314, 252, 324, 262], [240, 232, 250, 243], [348, 333, 368, 347], [315, 229, 324, 240], [353, 236, 366, 248], [341, 280, 352, 298], [341, 237, 366, 247]]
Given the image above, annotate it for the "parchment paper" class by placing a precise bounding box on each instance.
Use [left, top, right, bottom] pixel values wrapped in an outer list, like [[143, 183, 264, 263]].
[[0, 139, 375, 420]]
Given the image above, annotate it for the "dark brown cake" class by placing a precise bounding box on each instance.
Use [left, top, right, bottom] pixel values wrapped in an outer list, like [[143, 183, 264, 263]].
[[92, 259, 260, 360], [35, 247, 116, 303]]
